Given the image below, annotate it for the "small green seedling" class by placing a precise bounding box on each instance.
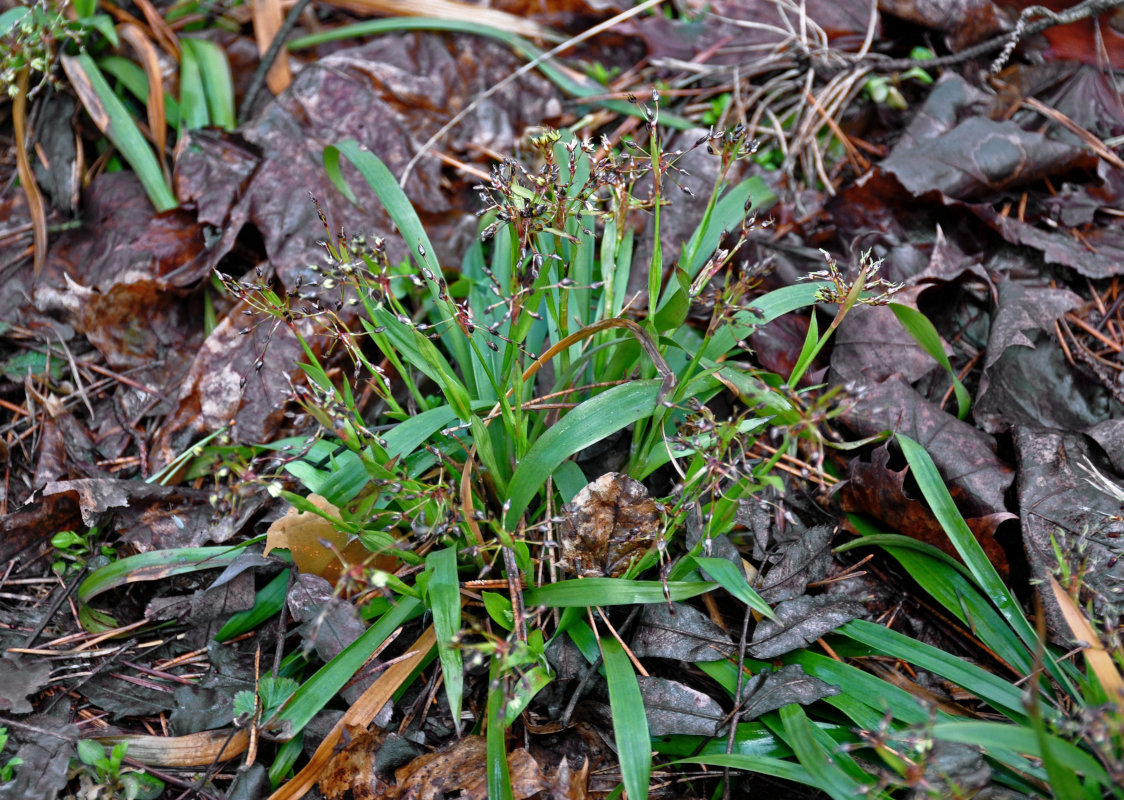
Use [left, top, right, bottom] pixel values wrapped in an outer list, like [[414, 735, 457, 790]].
[[863, 48, 935, 110], [0, 727, 22, 782], [51, 527, 112, 576], [73, 739, 163, 800], [583, 60, 620, 86]]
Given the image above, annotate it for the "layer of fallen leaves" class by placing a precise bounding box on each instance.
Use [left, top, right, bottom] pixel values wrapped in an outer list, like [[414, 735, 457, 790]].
[[1, 0, 1124, 798]]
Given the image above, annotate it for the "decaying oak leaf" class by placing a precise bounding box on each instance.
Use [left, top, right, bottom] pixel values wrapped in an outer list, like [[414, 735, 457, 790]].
[[264, 494, 389, 585], [319, 724, 388, 800], [388, 735, 547, 800], [557, 472, 661, 578], [838, 445, 1014, 579]]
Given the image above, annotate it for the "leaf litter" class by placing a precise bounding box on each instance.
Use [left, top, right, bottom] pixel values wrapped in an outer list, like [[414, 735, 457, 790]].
[[1, 0, 1124, 798]]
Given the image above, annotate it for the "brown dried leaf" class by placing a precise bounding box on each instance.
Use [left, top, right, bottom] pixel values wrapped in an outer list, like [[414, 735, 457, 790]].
[[0, 492, 82, 562], [878, 0, 1006, 51], [319, 725, 388, 800], [264, 494, 375, 584], [557, 472, 660, 577], [252, 0, 292, 96], [41, 478, 255, 549], [389, 736, 547, 800], [838, 444, 1014, 578]]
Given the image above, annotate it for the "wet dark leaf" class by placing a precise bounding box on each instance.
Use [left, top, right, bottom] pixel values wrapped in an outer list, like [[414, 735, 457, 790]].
[[919, 740, 992, 795], [973, 280, 1106, 434], [636, 676, 724, 737], [4, 721, 76, 800], [882, 115, 1095, 202], [1039, 161, 1124, 227], [749, 312, 811, 381], [1006, 1, 1124, 67], [150, 303, 307, 467], [35, 172, 209, 406], [0, 655, 51, 714], [970, 203, 1124, 278], [0, 492, 82, 562], [757, 524, 834, 604], [1012, 428, 1124, 646], [747, 595, 864, 658], [226, 763, 269, 800], [546, 633, 591, 681], [169, 679, 245, 735], [32, 92, 80, 216], [737, 664, 839, 721], [837, 443, 1014, 577], [841, 377, 1014, 517], [82, 672, 179, 718], [1038, 66, 1124, 142], [630, 602, 735, 662], [878, 0, 1006, 50], [173, 128, 261, 227], [628, 0, 876, 65], [41, 478, 258, 549], [288, 574, 367, 655], [981, 280, 1081, 364]]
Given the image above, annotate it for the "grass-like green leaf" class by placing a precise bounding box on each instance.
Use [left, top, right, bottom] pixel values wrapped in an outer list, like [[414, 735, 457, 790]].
[[889, 304, 970, 419], [426, 547, 463, 733], [838, 619, 1029, 722], [783, 649, 932, 726], [523, 579, 714, 607], [60, 54, 176, 211], [276, 596, 424, 735], [487, 657, 514, 800], [0, 6, 30, 37], [840, 519, 1034, 676], [693, 556, 775, 620], [78, 545, 249, 632], [325, 140, 476, 389], [601, 635, 650, 800], [697, 281, 830, 362], [97, 55, 181, 128], [785, 307, 821, 388], [181, 37, 234, 131], [776, 704, 870, 800], [673, 753, 813, 787], [177, 38, 209, 131], [324, 141, 442, 283], [215, 569, 289, 642], [671, 176, 776, 299], [503, 664, 552, 726], [931, 721, 1112, 788], [897, 434, 1074, 696], [898, 434, 1030, 636], [1029, 704, 1089, 799], [503, 379, 662, 526], [77, 13, 118, 47], [284, 447, 370, 506]]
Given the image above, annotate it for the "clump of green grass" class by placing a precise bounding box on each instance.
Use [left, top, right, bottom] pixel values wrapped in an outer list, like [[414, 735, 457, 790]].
[[71, 102, 1124, 799]]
